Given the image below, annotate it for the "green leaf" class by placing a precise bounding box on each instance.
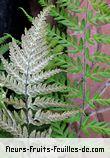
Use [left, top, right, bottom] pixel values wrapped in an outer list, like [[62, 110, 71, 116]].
[[50, 8, 80, 30], [0, 35, 10, 45], [0, 44, 9, 55], [86, 29, 91, 41], [90, 0, 110, 16], [90, 51, 110, 63], [51, 121, 76, 138], [82, 117, 110, 136], [93, 98, 110, 106], [85, 48, 90, 60], [87, 10, 93, 20], [19, 7, 33, 22], [81, 19, 86, 30], [79, 38, 84, 51], [94, 34, 110, 44]]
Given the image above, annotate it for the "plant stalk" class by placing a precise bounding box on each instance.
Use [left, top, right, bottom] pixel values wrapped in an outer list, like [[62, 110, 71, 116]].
[[25, 61, 30, 138], [78, 0, 89, 137]]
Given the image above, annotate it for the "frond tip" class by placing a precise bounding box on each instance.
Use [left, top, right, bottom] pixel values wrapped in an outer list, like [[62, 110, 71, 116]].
[[0, 5, 62, 97]]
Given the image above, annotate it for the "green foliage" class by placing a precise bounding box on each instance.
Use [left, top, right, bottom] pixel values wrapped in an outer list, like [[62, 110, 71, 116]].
[[51, 113, 82, 138], [0, 34, 20, 56], [89, 93, 110, 107], [0, 0, 110, 138], [90, 51, 110, 64], [0, 34, 21, 72], [0, 34, 13, 45], [90, 0, 110, 15], [90, 0, 110, 25], [0, 34, 10, 56], [82, 117, 110, 136], [94, 34, 110, 44], [38, 0, 110, 138], [51, 121, 77, 138], [91, 14, 110, 25], [0, 44, 9, 56], [19, 7, 33, 22]]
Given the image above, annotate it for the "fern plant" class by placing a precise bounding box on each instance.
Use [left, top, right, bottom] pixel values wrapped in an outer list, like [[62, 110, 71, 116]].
[[0, 6, 78, 138], [0, 0, 110, 138], [37, 0, 110, 137]]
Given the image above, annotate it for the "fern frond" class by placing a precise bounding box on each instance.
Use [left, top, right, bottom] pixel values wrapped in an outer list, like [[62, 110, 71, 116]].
[[91, 14, 110, 25], [0, 110, 22, 137], [34, 110, 79, 124], [0, 34, 21, 56], [19, 7, 33, 22], [13, 110, 27, 125], [48, 25, 80, 53], [56, 0, 71, 7], [0, 6, 80, 137], [51, 121, 76, 138], [29, 69, 61, 85], [28, 83, 64, 97], [0, 44, 9, 55], [89, 95, 110, 107], [90, 51, 110, 64], [94, 98, 110, 106], [0, 34, 11, 45], [0, 74, 25, 95], [90, 0, 110, 15], [0, 87, 6, 109], [0, 109, 48, 138], [31, 96, 73, 109], [4, 97, 25, 109], [0, 6, 62, 97], [82, 117, 110, 136], [50, 8, 78, 29], [38, 0, 52, 7], [31, 128, 52, 138], [94, 34, 110, 44], [87, 67, 110, 82]]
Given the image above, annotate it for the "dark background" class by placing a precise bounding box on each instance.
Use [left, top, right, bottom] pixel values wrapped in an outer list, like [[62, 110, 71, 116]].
[[0, 0, 41, 39]]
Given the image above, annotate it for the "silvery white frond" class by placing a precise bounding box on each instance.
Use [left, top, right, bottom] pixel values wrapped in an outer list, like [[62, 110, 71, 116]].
[[0, 6, 78, 137]]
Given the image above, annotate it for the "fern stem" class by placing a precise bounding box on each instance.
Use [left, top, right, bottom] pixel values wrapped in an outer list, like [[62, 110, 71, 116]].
[[78, 0, 89, 137], [24, 61, 30, 138]]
